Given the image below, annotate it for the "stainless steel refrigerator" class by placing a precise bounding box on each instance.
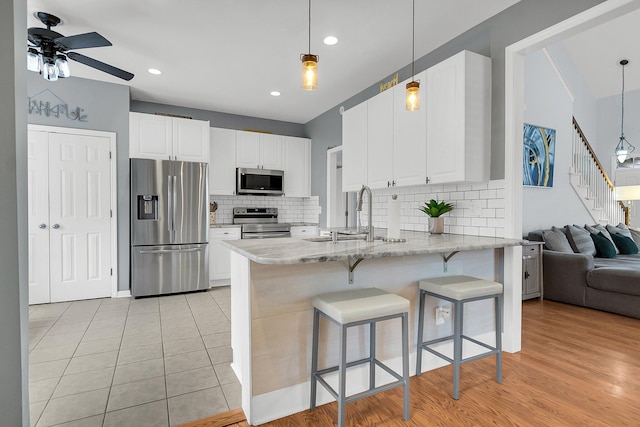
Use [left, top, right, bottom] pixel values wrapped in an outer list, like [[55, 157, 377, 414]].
[[130, 159, 209, 297]]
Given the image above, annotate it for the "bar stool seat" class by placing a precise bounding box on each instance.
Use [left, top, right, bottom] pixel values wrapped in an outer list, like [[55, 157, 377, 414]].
[[310, 288, 410, 427], [416, 275, 503, 400]]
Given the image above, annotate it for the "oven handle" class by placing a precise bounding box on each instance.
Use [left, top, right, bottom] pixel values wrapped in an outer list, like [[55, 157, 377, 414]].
[[242, 232, 291, 239]]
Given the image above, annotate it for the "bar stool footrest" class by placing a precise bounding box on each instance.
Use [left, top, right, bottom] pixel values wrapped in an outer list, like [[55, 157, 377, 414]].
[[421, 335, 499, 366]]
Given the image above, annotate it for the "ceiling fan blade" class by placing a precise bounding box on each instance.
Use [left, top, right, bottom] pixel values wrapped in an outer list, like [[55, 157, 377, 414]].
[[67, 52, 134, 81], [54, 32, 112, 51]]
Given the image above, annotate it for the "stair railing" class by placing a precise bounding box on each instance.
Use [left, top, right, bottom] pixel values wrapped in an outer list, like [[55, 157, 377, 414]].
[[572, 117, 626, 225]]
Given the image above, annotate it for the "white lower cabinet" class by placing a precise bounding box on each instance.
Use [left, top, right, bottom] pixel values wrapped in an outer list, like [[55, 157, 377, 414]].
[[209, 227, 241, 283], [291, 225, 318, 238]]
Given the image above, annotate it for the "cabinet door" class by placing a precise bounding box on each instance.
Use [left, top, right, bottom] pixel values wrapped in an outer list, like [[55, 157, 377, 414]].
[[426, 51, 490, 184], [210, 128, 237, 195], [290, 226, 317, 238], [173, 118, 210, 162], [209, 228, 241, 281], [129, 112, 172, 159], [367, 89, 394, 190], [342, 102, 368, 192], [426, 55, 465, 184], [282, 136, 311, 197], [259, 134, 283, 170], [393, 71, 428, 187], [236, 131, 261, 168]]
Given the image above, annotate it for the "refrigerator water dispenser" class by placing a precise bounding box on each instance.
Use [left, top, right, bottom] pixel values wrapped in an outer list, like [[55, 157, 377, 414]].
[[137, 195, 158, 220]]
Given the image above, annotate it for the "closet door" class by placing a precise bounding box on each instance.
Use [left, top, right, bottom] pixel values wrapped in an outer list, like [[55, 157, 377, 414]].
[[48, 132, 112, 302], [27, 130, 51, 305]]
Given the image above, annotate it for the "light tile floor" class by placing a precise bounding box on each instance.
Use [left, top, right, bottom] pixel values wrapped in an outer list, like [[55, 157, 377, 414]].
[[28, 286, 240, 427]]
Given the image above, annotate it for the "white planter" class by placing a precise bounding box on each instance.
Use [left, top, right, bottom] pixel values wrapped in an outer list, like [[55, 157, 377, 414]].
[[428, 217, 445, 234]]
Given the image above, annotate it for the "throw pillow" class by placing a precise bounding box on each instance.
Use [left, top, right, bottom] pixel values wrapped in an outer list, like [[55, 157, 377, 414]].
[[590, 232, 617, 258], [565, 225, 596, 255], [610, 233, 639, 255], [606, 223, 633, 240], [542, 229, 574, 253], [585, 224, 620, 255], [630, 228, 640, 248]]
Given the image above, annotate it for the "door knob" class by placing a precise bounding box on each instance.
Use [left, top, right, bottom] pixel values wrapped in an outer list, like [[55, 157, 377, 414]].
[[52, 224, 60, 229], [38, 223, 46, 229]]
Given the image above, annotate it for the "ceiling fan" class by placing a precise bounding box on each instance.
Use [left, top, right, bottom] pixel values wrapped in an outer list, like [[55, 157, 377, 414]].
[[27, 11, 134, 82]]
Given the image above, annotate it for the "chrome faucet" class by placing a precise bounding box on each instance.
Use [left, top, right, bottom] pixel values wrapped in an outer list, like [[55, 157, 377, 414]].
[[357, 185, 374, 242]]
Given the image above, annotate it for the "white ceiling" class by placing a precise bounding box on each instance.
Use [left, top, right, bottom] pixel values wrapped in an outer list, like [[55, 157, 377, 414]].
[[562, 7, 640, 100], [26, 0, 521, 124]]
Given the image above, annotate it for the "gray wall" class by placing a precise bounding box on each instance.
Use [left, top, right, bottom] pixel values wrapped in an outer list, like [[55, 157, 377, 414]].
[[27, 74, 131, 292], [305, 0, 605, 227], [2, 1, 28, 425], [131, 101, 307, 137], [596, 89, 640, 178], [523, 49, 594, 231]]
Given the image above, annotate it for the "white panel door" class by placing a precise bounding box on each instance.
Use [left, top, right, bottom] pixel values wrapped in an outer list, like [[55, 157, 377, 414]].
[[48, 132, 112, 302], [28, 130, 51, 305]]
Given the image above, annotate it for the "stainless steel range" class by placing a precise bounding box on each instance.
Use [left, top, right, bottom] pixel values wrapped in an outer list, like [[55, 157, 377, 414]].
[[233, 207, 291, 239]]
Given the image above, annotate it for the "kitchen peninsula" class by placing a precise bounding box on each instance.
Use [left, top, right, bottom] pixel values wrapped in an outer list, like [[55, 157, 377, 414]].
[[224, 231, 523, 425]]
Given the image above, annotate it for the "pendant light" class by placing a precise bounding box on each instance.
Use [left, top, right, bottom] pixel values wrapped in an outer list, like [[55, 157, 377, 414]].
[[301, 0, 318, 91], [406, 0, 420, 111], [615, 59, 635, 163]]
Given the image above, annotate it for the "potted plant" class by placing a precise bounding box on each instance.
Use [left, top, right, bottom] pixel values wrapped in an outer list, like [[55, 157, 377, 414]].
[[419, 199, 454, 234]]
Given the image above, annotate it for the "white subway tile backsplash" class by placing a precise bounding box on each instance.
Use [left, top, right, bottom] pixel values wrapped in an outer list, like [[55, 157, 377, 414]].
[[367, 180, 505, 237]]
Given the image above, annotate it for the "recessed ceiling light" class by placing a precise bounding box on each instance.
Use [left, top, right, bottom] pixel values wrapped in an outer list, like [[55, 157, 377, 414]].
[[148, 68, 162, 75], [323, 36, 338, 46], [270, 91, 281, 97]]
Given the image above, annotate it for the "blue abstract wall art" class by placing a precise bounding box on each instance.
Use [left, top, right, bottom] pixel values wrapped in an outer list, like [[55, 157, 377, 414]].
[[523, 123, 555, 187]]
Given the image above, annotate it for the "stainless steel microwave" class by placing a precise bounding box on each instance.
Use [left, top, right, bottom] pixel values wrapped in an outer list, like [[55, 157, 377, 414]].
[[236, 167, 284, 196]]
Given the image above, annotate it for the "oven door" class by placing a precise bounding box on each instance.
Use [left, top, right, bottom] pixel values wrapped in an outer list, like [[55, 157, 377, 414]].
[[242, 231, 291, 239]]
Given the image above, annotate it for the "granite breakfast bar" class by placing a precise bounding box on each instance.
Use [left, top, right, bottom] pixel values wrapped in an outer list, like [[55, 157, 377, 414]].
[[224, 231, 523, 425]]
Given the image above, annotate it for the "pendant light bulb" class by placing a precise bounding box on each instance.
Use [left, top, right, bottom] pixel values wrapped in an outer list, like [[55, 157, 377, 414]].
[[301, 54, 318, 91], [300, 0, 318, 91], [406, 81, 420, 111], [406, 0, 419, 111]]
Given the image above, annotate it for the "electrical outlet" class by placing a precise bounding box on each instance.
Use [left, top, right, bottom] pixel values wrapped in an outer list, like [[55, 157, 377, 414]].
[[435, 306, 451, 325]]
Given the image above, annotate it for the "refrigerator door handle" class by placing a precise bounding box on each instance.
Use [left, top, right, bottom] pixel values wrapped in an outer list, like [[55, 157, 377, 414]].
[[167, 174, 173, 232], [138, 248, 202, 254], [173, 175, 178, 235]]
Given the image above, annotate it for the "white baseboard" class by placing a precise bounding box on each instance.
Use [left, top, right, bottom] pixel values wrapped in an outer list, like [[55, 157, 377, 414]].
[[116, 290, 132, 298]]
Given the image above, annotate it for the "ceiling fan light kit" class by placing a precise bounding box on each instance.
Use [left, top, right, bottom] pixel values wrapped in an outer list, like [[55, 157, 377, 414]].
[[301, 0, 318, 91], [27, 11, 134, 82], [615, 59, 635, 164]]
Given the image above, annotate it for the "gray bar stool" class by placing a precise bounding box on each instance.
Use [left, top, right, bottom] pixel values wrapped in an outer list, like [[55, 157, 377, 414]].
[[310, 287, 410, 427], [416, 275, 503, 399]]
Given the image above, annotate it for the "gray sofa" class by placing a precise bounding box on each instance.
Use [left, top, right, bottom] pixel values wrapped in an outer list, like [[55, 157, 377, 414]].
[[528, 229, 640, 319]]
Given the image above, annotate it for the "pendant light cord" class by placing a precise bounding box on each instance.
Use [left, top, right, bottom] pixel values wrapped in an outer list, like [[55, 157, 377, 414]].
[[411, 0, 415, 79], [308, 0, 311, 55], [621, 61, 626, 138]]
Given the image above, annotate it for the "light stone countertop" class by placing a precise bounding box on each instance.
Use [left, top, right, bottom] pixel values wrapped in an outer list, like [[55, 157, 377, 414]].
[[223, 230, 524, 265]]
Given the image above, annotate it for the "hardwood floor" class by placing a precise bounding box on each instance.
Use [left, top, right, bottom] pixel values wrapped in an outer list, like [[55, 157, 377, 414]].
[[185, 300, 640, 426]]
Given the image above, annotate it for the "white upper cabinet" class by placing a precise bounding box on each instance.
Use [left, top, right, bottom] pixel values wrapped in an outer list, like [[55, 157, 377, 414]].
[[129, 113, 209, 162], [341, 51, 490, 189], [342, 101, 368, 192], [426, 50, 491, 184], [129, 112, 210, 162], [393, 71, 428, 187], [282, 136, 311, 197], [236, 131, 282, 170], [210, 127, 237, 195], [367, 88, 394, 189]]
